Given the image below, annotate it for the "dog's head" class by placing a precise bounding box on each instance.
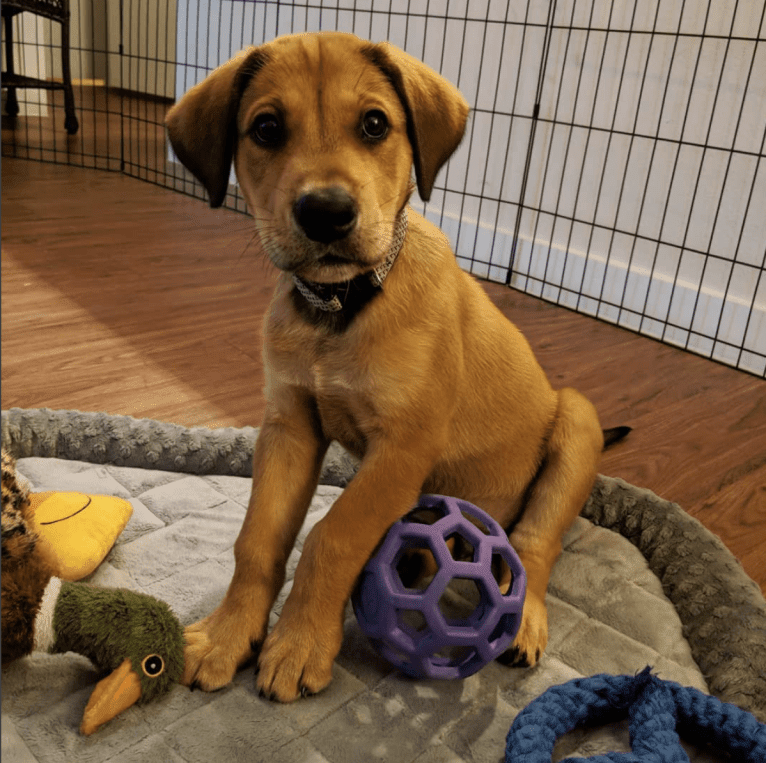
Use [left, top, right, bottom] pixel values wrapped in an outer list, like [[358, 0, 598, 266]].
[[166, 32, 468, 284]]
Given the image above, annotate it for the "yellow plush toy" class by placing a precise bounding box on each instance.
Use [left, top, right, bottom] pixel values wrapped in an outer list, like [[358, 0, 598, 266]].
[[27, 490, 133, 581]]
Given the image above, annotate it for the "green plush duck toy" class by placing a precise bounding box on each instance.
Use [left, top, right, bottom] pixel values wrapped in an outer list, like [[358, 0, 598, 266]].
[[1, 451, 185, 735]]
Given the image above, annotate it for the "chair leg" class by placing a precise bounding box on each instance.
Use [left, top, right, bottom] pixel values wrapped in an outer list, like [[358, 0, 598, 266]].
[[3, 13, 19, 117], [59, 16, 78, 134]]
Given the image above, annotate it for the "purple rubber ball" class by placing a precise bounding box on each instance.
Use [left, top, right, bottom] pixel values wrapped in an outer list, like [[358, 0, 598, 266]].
[[352, 494, 526, 680]]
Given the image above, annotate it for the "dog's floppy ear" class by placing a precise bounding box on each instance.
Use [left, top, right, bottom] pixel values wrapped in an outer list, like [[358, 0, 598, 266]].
[[165, 48, 267, 208], [363, 42, 469, 202]]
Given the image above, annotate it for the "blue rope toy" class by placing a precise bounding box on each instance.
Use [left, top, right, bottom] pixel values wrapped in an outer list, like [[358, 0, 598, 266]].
[[505, 666, 766, 762]]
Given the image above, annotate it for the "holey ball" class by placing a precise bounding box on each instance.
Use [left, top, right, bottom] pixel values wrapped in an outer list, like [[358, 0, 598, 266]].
[[352, 495, 526, 680]]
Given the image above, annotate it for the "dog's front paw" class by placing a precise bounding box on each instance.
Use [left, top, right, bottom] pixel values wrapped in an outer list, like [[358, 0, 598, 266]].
[[182, 610, 261, 691], [498, 593, 548, 668], [256, 613, 341, 702]]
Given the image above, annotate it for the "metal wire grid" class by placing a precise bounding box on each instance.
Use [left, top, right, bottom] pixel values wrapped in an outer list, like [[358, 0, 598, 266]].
[[1, 0, 176, 173], [2, 0, 765, 376], [2, 1, 112, 169], [502, 0, 766, 376]]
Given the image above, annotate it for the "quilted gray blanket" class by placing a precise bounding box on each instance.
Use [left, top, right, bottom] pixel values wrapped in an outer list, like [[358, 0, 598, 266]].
[[2, 408, 765, 763]]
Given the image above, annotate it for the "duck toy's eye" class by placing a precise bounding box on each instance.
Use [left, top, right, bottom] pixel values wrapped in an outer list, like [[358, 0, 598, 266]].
[[142, 654, 165, 677]]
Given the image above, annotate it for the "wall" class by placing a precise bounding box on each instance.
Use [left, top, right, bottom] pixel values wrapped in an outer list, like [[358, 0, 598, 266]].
[[107, 0, 176, 97]]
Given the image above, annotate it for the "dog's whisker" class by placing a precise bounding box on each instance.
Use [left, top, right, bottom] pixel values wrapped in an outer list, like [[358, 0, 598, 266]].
[[236, 231, 262, 264]]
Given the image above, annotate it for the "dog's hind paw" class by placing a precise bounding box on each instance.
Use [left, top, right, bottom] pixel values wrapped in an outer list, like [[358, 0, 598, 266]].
[[498, 593, 548, 669], [496, 644, 540, 669]]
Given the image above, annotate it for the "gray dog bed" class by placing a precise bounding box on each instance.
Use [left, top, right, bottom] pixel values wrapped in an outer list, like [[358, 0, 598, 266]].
[[2, 408, 765, 763]]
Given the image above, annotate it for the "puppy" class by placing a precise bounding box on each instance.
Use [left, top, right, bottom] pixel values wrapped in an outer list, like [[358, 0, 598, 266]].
[[166, 31, 606, 702]]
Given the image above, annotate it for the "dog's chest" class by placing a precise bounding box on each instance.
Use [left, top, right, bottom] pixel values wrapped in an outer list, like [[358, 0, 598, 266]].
[[309, 361, 372, 458], [266, 297, 396, 457]]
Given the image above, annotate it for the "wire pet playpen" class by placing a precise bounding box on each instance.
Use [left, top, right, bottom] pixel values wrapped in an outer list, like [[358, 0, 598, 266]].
[[3, 0, 765, 376]]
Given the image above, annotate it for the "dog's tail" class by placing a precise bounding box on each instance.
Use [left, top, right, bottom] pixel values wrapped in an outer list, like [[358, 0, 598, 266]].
[[602, 426, 631, 450]]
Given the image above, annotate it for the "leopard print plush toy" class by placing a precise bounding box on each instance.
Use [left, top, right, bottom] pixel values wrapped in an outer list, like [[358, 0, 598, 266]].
[[1, 450, 56, 662]]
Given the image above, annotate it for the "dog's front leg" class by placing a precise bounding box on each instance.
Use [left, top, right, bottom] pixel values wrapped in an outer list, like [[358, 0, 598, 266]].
[[256, 437, 442, 702], [182, 394, 329, 691]]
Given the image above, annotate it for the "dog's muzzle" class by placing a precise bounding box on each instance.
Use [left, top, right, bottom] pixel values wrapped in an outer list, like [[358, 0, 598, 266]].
[[292, 206, 408, 313], [293, 187, 358, 244]]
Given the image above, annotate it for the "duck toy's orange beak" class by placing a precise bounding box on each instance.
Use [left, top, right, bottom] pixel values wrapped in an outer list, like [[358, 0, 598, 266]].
[[81, 658, 144, 735]]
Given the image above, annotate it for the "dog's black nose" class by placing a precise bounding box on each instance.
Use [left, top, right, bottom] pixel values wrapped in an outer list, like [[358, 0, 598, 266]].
[[293, 187, 358, 244]]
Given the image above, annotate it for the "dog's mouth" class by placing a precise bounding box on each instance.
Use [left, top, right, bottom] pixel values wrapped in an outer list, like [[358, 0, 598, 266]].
[[292, 243, 381, 284], [317, 252, 357, 267], [298, 258, 373, 284], [259, 232, 368, 282]]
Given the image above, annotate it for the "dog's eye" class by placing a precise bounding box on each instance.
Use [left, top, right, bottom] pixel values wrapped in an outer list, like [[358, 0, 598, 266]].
[[361, 110, 388, 141], [251, 113, 283, 147]]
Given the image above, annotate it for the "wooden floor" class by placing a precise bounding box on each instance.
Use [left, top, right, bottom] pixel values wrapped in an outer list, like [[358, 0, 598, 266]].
[[2, 157, 765, 596]]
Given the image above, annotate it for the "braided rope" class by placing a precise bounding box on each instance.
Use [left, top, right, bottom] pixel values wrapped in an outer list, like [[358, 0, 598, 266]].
[[505, 667, 766, 763]]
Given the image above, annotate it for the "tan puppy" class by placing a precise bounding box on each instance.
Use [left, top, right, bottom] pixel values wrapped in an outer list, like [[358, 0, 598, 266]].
[[166, 31, 606, 702]]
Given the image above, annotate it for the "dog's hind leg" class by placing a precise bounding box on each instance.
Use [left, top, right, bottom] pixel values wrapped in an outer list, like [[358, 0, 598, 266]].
[[499, 387, 603, 667]]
